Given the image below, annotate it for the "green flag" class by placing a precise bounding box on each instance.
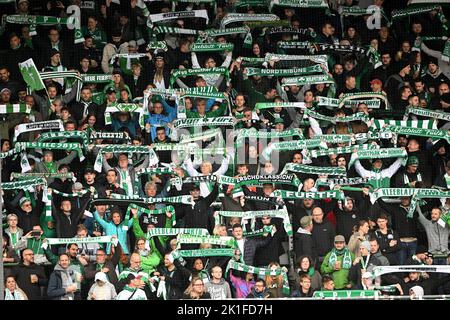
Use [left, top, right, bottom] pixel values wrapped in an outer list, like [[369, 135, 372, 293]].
[[19, 59, 45, 91]]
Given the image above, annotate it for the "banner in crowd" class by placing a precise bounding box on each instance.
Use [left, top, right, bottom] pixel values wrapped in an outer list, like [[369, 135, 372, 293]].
[[19, 59, 46, 92]]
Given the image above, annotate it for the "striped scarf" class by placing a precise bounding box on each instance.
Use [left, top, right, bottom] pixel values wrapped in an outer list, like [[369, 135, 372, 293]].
[[348, 148, 407, 167], [0, 103, 31, 114]]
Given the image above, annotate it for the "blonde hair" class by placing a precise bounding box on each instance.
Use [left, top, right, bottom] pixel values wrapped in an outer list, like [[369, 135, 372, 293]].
[[265, 262, 283, 288], [213, 224, 226, 236], [183, 277, 205, 299]]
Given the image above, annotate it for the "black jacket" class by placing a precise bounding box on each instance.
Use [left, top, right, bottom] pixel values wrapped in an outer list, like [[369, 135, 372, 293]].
[[378, 199, 419, 239], [11, 262, 47, 300], [312, 220, 336, 258], [177, 184, 219, 231], [157, 261, 192, 300], [371, 228, 400, 265], [335, 207, 364, 243], [240, 236, 272, 266], [254, 227, 284, 267], [294, 231, 317, 263]]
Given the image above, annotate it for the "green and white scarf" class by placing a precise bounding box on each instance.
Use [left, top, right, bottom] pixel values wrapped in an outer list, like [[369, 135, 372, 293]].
[[0, 178, 46, 191], [147, 40, 168, 52], [215, 209, 292, 235], [179, 128, 222, 143], [313, 290, 378, 298], [317, 177, 369, 188], [104, 103, 145, 128], [0, 103, 31, 114], [94, 145, 158, 172], [314, 43, 367, 55], [281, 74, 335, 86], [38, 131, 89, 150], [225, 260, 290, 296], [236, 56, 266, 66], [269, 0, 328, 11], [372, 265, 450, 278], [236, 174, 301, 188], [14, 120, 64, 142], [176, 234, 237, 249], [304, 109, 369, 123], [339, 92, 388, 108], [254, 102, 307, 110], [265, 53, 328, 65], [261, 139, 327, 159], [153, 26, 199, 36], [391, 5, 441, 19], [277, 41, 312, 50], [148, 9, 209, 27], [110, 194, 193, 205], [11, 172, 74, 181], [405, 107, 450, 121], [190, 42, 234, 52], [173, 117, 234, 128], [380, 125, 449, 142], [16, 141, 85, 161], [5, 15, 84, 44], [52, 188, 89, 198], [235, 128, 303, 146], [245, 65, 323, 79], [369, 188, 450, 205], [171, 248, 235, 259], [267, 27, 316, 38], [328, 247, 353, 269], [170, 67, 230, 87], [125, 203, 176, 229], [281, 163, 347, 176], [220, 13, 279, 29], [348, 148, 408, 167], [340, 6, 380, 16], [146, 228, 209, 238], [243, 225, 273, 237], [90, 131, 131, 142], [45, 236, 118, 246], [81, 74, 111, 83], [309, 144, 376, 158], [272, 189, 346, 201], [372, 119, 437, 130]]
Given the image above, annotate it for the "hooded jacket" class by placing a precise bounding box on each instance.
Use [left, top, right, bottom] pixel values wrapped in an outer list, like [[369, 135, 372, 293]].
[[204, 278, 232, 299]]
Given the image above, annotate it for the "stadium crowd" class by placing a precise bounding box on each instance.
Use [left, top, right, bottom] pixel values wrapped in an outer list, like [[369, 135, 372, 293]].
[[0, 0, 449, 300]]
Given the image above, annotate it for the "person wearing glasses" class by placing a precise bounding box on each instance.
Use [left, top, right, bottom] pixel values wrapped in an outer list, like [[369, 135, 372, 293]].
[[183, 277, 211, 299], [246, 279, 271, 299], [84, 248, 119, 290], [11, 249, 47, 300]]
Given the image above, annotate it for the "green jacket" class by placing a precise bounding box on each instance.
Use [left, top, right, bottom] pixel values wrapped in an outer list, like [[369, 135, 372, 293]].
[[132, 213, 174, 267], [320, 250, 355, 290]]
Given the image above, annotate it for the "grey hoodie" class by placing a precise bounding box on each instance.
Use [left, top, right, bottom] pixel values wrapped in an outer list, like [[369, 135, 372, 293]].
[[417, 207, 449, 254], [204, 278, 232, 300]]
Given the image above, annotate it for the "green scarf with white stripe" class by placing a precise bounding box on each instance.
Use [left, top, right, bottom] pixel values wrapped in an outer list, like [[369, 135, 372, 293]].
[[0, 103, 31, 114], [348, 148, 407, 167], [281, 163, 347, 176]]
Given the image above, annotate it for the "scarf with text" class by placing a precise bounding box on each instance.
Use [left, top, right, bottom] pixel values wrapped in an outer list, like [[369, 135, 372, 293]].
[[173, 117, 234, 128], [262, 139, 327, 159], [94, 145, 158, 172], [146, 228, 209, 238], [235, 128, 303, 146], [281, 163, 347, 176], [348, 148, 408, 167], [272, 189, 346, 201], [5, 15, 84, 44], [245, 64, 323, 79], [405, 107, 450, 122], [14, 120, 64, 142], [176, 234, 237, 249]]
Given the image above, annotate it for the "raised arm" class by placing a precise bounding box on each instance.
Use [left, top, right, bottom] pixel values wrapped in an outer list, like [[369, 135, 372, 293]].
[[183, 156, 200, 177], [354, 159, 372, 178], [382, 157, 405, 178], [191, 52, 201, 69]]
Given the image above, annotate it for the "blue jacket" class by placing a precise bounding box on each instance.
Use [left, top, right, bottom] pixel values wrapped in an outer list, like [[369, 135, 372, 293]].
[[146, 99, 177, 140], [94, 211, 133, 254]]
